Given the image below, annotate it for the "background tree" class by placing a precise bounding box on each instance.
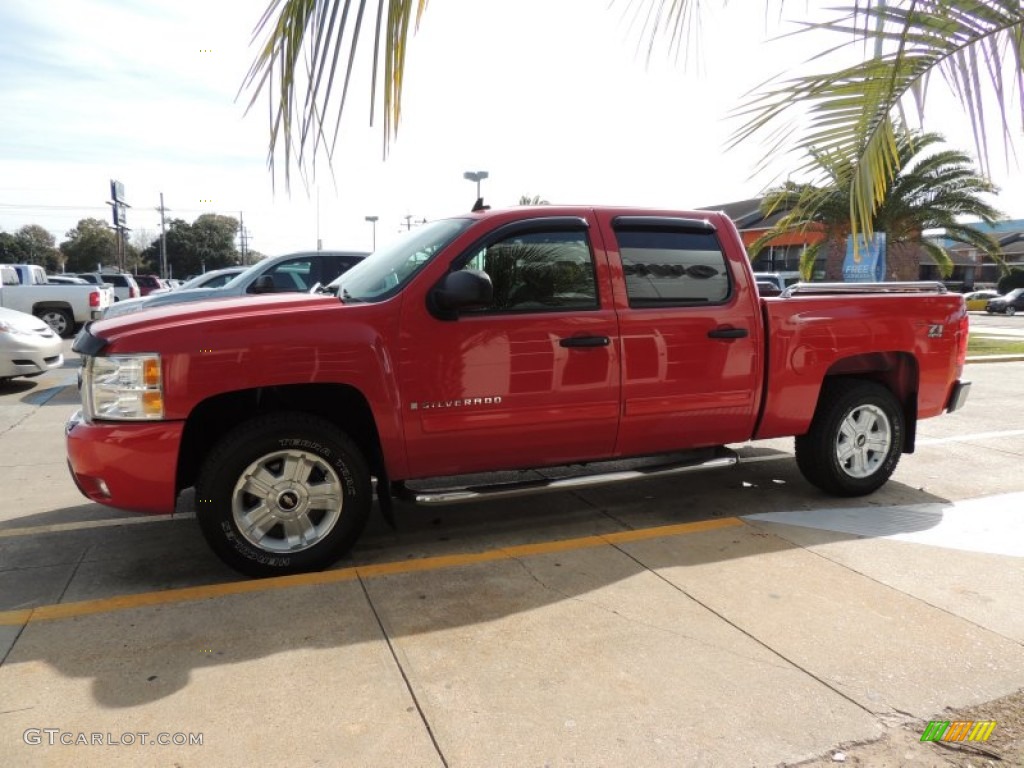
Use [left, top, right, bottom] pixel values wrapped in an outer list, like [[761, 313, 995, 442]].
[[13, 225, 61, 271], [750, 131, 1005, 281], [518, 195, 550, 205], [60, 218, 118, 273], [159, 215, 240, 278], [0, 232, 31, 264]]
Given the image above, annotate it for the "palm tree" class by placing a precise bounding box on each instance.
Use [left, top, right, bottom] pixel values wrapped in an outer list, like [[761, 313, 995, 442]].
[[518, 195, 550, 206], [242, 0, 1024, 235], [750, 130, 1006, 280]]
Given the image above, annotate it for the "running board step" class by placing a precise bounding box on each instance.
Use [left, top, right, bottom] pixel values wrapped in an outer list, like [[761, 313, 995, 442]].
[[396, 448, 738, 505]]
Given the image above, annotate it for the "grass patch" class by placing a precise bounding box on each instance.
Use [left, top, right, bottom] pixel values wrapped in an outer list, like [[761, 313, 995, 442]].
[[968, 336, 1024, 355]]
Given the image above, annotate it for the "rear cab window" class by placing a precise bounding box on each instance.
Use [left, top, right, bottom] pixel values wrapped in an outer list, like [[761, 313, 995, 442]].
[[612, 217, 731, 308]]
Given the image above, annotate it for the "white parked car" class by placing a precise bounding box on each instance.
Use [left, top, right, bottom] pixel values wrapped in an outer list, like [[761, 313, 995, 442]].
[[0, 305, 64, 384]]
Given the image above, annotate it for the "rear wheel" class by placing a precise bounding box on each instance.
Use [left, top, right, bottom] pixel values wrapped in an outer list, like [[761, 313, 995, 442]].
[[795, 379, 904, 497], [36, 308, 74, 338], [195, 412, 372, 577]]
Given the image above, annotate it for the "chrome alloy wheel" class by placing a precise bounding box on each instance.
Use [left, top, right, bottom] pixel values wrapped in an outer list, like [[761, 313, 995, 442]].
[[231, 449, 343, 553], [835, 403, 892, 479]]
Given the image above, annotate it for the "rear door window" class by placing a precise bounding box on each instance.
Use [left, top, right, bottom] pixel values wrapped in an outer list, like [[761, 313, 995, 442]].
[[614, 225, 730, 307]]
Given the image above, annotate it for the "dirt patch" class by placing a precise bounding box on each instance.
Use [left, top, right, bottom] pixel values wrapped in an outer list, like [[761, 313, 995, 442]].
[[788, 688, 1024, 767]]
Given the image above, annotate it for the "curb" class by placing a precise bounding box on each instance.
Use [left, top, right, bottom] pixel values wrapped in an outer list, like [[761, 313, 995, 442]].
[[965, 354, 1024, 364]]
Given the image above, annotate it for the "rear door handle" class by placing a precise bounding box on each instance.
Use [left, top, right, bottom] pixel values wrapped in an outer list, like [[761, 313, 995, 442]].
[[707, 327, 748, 339], [559, 335, 610, 348]]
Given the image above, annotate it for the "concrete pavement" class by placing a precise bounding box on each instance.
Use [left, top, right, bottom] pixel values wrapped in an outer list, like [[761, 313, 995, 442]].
[[0, 350, 1021, 766]]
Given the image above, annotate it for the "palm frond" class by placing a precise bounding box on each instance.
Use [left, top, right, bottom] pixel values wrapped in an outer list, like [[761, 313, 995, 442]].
[[732, 1, 1024, 242], [241, 0, 427, 189], [919, 240, 955, 278]]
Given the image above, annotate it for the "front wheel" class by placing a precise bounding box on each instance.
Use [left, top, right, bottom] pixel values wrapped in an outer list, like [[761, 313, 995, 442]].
[[795, 379, 904, 497], [195, 412, 372, 577], [1007, 307, 1017, 316], [36, 308, 74, 338]]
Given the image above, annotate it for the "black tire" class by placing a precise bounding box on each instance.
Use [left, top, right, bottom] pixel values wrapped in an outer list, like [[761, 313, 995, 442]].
[[1008, 307, 1017, 316], [195, 412, 372, 577], [795, 379, 904, 497], [36, 308, 74, 338]]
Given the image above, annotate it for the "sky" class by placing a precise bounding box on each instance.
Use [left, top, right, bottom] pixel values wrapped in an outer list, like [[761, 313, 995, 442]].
[[1, 0, 1022, 263]]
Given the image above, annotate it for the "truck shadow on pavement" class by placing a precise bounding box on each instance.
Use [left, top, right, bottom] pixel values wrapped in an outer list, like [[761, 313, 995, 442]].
[[1, 449, 960, 709]]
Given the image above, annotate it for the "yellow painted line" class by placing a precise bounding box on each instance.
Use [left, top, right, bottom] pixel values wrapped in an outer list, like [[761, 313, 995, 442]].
[[0, 517, 743, 626]]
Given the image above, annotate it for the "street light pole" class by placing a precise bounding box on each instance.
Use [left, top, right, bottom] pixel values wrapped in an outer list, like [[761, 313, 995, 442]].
[[364, 215, 379, 250], [463, 170, 489, 200]]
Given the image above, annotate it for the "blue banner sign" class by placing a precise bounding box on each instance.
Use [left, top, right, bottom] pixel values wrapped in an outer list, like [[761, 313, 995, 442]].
[[843, 233, 886, 282]]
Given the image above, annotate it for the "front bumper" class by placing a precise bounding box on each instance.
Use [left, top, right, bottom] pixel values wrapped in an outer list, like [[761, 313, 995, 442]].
[[65, 410, 184, 514], [0, 339, 63, 379]]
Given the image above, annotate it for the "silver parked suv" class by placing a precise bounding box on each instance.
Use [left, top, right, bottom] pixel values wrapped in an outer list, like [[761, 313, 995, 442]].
[[102, 251, 366, 319]]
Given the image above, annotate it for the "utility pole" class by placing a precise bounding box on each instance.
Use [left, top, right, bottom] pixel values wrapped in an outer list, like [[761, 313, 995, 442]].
[[157, 193, 169, 279], [400, 215, 427, 232], [239, 211, 248, 264], [365, 215, 378, 250]]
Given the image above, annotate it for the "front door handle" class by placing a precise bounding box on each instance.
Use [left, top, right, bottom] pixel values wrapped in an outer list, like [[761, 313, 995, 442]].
[[559, 335, 610, 348], [707, 327, 748, 339]]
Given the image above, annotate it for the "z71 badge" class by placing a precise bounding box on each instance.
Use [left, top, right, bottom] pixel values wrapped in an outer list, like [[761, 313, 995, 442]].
[[928, 324, 944, 338]]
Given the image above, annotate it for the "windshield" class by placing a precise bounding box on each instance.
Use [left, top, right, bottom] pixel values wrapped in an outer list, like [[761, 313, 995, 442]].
[[178, 270, 239, 290], [328, 218, 473, 302], [221, 260, 274, 290], [1005, 288, 1024, 300]]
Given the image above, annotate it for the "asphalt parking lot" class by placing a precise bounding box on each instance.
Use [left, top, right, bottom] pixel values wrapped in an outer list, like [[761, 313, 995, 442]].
[[1, 326, 1022, 767]]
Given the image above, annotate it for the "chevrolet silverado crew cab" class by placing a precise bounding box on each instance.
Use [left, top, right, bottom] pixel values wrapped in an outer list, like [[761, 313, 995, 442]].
[[66, 206, 970, 577]]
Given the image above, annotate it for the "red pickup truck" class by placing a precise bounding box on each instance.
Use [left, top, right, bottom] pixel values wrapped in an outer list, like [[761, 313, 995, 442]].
[[66, 206, 970, 576]]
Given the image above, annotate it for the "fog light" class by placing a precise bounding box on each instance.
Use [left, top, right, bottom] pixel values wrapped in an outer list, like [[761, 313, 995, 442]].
[[80, 475, 112, 499]]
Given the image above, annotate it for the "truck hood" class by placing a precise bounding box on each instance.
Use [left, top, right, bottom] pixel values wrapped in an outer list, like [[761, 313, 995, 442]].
[[102, 286, 232, 318], [88, 292, 348, 344]]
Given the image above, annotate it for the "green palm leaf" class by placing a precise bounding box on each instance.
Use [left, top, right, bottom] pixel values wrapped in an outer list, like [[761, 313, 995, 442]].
[[241, 0, 428, 189], [731, 1, 1024, 241], [749, 128, 1007, 280]]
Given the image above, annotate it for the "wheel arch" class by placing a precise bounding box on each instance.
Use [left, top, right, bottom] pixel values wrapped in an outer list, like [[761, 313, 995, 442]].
[[32, 300, 74, 314], [176, 383, 386, 493], [819, 351, 919, 453]]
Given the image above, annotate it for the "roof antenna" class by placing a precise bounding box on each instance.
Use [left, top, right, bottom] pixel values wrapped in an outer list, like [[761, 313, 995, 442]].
[[472, 197, 490, 212]]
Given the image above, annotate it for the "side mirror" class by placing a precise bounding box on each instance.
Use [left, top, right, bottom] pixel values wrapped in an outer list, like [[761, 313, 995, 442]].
[[250, 274, 276, 294], [430, 270, 493, 318]]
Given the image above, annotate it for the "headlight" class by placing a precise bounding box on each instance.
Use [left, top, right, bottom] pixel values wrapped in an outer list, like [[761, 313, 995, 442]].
[[0, 320, 33, 337], [82, 354, 164, 420]]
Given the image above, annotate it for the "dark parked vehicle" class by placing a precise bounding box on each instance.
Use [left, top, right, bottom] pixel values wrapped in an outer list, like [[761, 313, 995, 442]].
[[985, 288, 1024, 316], [103, 251, 366, 318], [133, 274, 165, 296]]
